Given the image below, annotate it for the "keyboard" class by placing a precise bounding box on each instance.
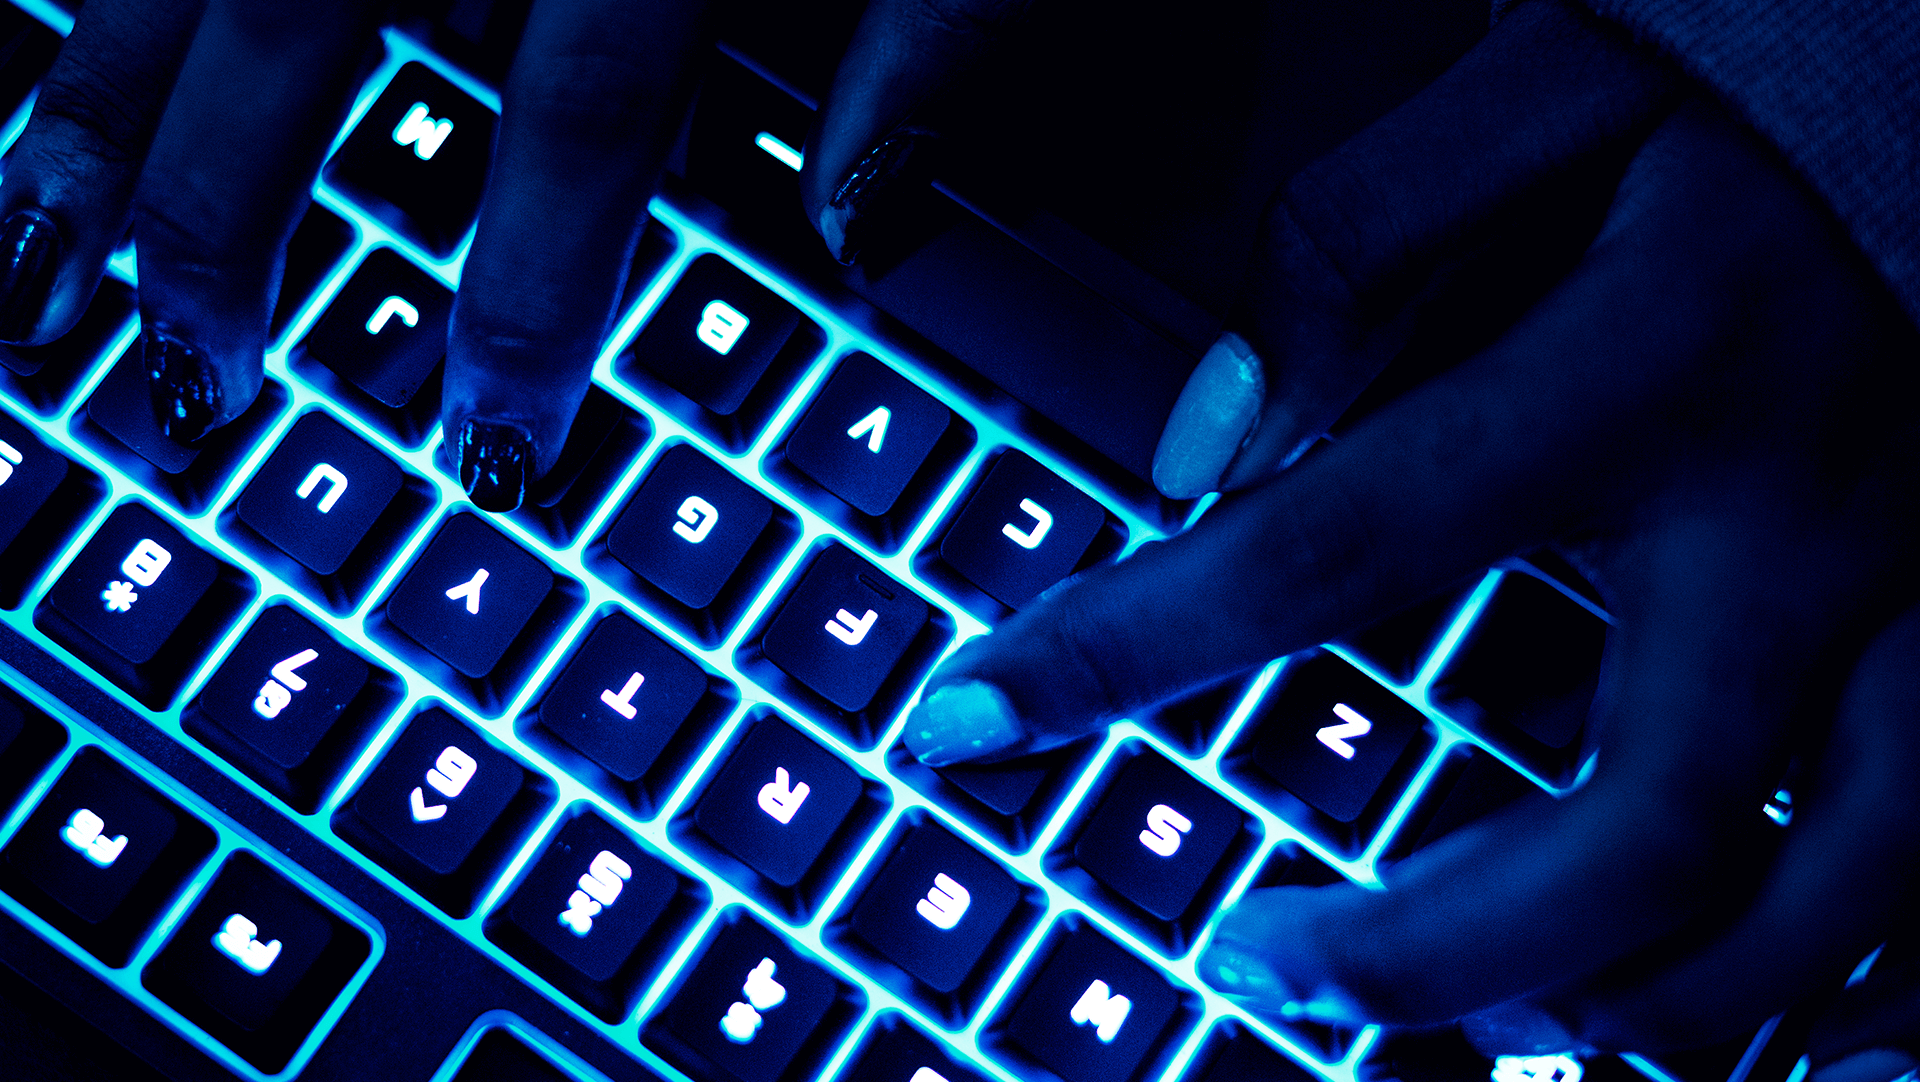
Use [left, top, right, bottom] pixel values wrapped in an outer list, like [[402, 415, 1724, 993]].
[[0, 4, 1817, 1082]]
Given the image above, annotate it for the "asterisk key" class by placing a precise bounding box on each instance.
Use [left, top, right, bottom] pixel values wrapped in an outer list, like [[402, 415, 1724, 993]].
[[101, 580, 138, 613]]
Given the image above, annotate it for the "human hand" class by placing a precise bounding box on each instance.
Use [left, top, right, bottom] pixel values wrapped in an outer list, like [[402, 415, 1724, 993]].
[[0, 0, 705, 512], [842, 0, 1920, 1066]]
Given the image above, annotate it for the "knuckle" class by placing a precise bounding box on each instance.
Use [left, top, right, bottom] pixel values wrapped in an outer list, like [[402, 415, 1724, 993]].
[[28, 61, 164, 168]]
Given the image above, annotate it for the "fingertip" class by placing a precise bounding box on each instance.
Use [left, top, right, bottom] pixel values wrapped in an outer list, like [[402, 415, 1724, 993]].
[[903, 679, 1026, 766], [142, 324, 243, 445], [1811, 1050, 1920, 1082], [0, 207, 62, 344], [1152, 331, 1265, 499], [451, 416, 532, 514]]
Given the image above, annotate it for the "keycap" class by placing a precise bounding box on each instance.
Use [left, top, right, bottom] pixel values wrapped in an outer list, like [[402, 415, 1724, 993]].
[[844, 1014, 992, 1082], [0, 407, 73, 555], [938, 450, 1108, 609], [1431, 571, 1603, 781], [1241, 649, 1426, 826], [783, 353, 954, 517], [234, 411, 407, 577], [336, 707, 547, 915], [298, 247, 452, 412], [651, 912, 850, 1082], [536, 610, 708, 784], [905, 734, 1100, 852], [0, 747, 216, 966], [451, 1029, 576, 1082], [605, 444, 777, 614], [1070, 750, 1242, 923], [761, 544, 930, 715], [1189, 1026, 1319, 1082], [184, 605, 378, 812], [626, 255, 802, 417], [491, 810, 684, 1021], [691, 716, 863, 889], [999, 921, 1184, 1082], [847, 818, 1023, 995], [385, 512, 554, 679], [37, 502, 248, 707], [141, 851, 370, 1073], [269, 204, 357, 341], [324, 61, 495, 257]]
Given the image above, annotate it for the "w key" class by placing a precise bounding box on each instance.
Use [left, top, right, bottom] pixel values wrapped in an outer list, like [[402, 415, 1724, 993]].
[[323, 62, 495, 257]]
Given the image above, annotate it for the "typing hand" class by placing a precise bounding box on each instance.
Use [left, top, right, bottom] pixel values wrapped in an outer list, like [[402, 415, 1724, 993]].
[[0, 0, 703, 512], [857, 0, 1920, 1068]]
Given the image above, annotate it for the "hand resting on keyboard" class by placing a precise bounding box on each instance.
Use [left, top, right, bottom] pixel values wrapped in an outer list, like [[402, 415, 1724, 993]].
[[0, 0, 703, 512], [837, 0, 1920, 1076]]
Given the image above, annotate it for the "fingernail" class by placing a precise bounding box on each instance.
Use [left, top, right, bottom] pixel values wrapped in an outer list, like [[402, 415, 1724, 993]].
[[456, 418, 531, 513], [817, 130, 929, 265], [143, 325, 223, 445], [1811, 1050, 1920, 1082], [1152, 331, 1265, 499], [1199, 937, 1363, 1024], [1462, 1002, 1593, 1059], [904, 680, 1024, 767], [0, 208, 59, 343]]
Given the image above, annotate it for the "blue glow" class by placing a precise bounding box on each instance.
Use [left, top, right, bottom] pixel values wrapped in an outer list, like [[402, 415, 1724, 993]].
[[754, 131, 804, 171]]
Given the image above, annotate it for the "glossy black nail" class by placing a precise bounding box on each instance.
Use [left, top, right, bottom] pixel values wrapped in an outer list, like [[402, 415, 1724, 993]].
[[143, 325, 222, 445], [456, 418, 531, 513], [0, 208, 61, 343], [817, 130, 931, 265]]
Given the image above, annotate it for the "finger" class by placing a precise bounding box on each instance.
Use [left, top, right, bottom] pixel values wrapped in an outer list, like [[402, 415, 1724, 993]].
[[1490, 601, 1920, 1054], [797, 0, 1027, 263], [444, 0, 705, 512], [1808, 939, 1920, 1082], [1151, 0, 1684, 499], [134, 0, 382, 443], [0, 0, 205, 344]]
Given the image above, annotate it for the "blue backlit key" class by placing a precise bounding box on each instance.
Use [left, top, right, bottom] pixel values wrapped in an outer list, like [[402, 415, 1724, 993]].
[[761, 545, 930, 713], [999, 922, 1184, 1082], [939, 450, 1108, 609], [235, 411, 406, 577], [323, 62, 495, 258], [299, 248, 452, 411], [651, 912, 850, 1082], [783, 354, 952, 517], [0, 407, 70, 555], [692, 717, 863, 888], [847, 819, 1022, 994], [1246, 650, 1426, 824], [536, 610, 707, 783], [0, 747, 215, 966], [1070, 751, 1242, 922], [606, 444, 776, 612], [845, 1015, 992, 1082], [452, 1029, 576, 1082], [142, 851, 369, 1073], [627, 255, 802, 417], [385, 513, 553, 679]]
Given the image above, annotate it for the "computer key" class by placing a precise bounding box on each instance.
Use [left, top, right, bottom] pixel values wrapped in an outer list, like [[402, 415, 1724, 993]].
[[761, 545, 929, 713], [628, 255, 802, 417], [536, 610, 707, 783], [235, 411, 406, 577], [692, 717, 863, 888], [939, 450, 1108, 609], [606, 444, 775, 611], [845, 1016, 992, 1082], [452, 1029, 577, 1082], [784, 353, 952, 516], [1000, 922, 1184, 1082], [494, 811, 682, 1019], [299, 247, 452, 410], [187, 605, 373, 808], [1192, 1027, 1319, 1082], [142, 851, 369, 1073], [339, 707, 541, 913], [1071, 751, 1242, 922], [385, 513, 554, 679], [0, 747, 215, 965], [323, 61, 495, 257], [848, 819, 1022, 994], [655, 912, 848, 1082], [0, 407, 71, 553], [1247, 650, 1426, 824]]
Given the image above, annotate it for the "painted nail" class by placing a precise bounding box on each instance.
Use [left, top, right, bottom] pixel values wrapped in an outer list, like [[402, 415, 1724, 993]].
[[143, 325, 223, 445], [1198, 937, 1366, 1024], [1811, 1050, 1920, 1082], [0, 208, 60, 343], [1151, 331, 1265, 499], [1461, 1002, 1593, 1059], [817, 131, 928, 265], [456, 418, 531, 513], [904, 680, 1024, 767]]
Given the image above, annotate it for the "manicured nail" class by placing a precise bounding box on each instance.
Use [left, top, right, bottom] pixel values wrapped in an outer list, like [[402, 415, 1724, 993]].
[[1199, 937, 1364, 1023], [904, 681, 1024, 767], [1152, 331, 1265, 499], [0, 208, 61, 343], [1811, 1050, 1920, 1082], [143, 325, 222, 445], [817, 131, 929, 265], [456, 417, 531, 513], [1462, 1001, 1593, 1059]]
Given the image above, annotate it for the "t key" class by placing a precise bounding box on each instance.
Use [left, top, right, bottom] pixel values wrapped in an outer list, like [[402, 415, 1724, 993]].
[[784, 353, 952, 517], [762, 545, 929, 714], [235, 411, 406, 576], [323, 62, 495, 257], [385, 513, 553, 678], [536, 610, 708, 783]]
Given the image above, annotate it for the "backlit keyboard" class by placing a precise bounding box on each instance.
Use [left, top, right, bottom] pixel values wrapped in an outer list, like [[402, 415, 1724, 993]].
[[0, 6, 1807, 1082]]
